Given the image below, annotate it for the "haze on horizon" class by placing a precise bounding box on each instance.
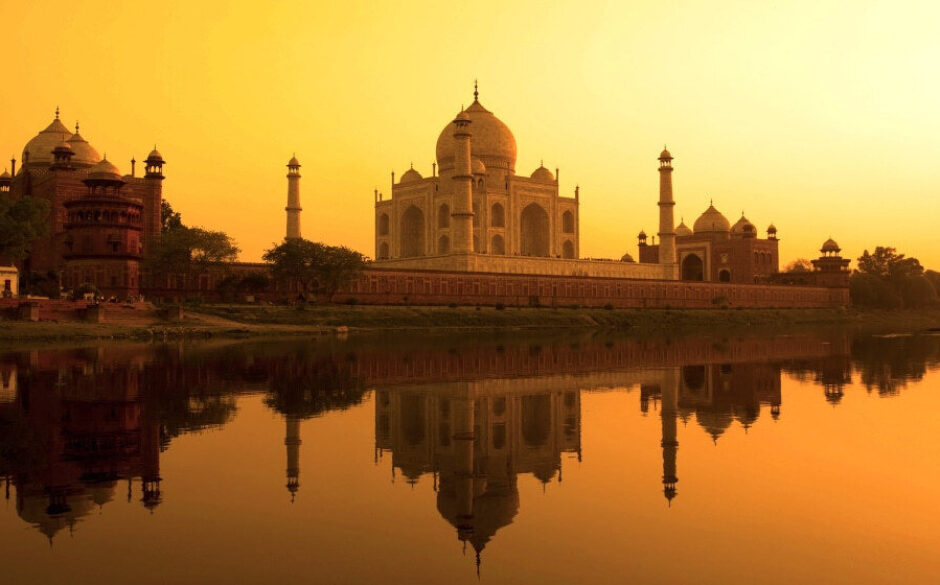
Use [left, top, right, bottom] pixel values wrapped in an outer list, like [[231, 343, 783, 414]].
[[3, 0, 938, 268]]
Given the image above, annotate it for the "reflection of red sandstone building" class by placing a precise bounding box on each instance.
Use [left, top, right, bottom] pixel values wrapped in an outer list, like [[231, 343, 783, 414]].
[[1, 359, 162, 542]]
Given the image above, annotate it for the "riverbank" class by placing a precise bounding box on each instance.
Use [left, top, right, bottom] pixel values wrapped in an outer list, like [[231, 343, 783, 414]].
[[189, 303, 940, 331], [2, 303, 938, 348]]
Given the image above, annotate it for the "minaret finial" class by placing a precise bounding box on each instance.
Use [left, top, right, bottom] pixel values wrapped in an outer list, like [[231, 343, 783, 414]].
[[474, 79, 478, 101], [55, 106, 60, 120], [75, 121, 80, 133]]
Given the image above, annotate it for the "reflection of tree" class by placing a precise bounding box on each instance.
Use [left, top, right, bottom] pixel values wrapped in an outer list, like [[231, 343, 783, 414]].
[[851, 334, 940, 396], [0, 407, 45, 474], [264, 353, 365, 419]]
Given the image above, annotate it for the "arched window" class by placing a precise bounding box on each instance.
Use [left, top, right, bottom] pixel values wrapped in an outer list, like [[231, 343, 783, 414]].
[[378, 242, 389, 259], [438, 235, 450, 254], [438, 204, 450, 229], [473, 202, 480, 227], [562, 240, 575, 259], [378, 213, 389, 236], [562, 210, 575, 233], [400, 206, 425, 258], [719, 269, 731, 282], [473, 235, 480, 252], [491, 203, 505, 227], [491, 234, 505, 255]]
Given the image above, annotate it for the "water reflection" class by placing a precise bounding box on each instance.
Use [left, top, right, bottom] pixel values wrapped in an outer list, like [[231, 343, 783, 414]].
[[1, 331, 938, 562]]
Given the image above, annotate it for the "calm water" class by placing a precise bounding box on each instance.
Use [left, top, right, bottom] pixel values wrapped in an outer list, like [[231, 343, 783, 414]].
[[0, 330, 938, 584]]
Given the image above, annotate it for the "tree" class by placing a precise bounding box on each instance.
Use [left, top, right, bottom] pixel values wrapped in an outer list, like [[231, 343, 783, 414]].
[[161, 199, 183, 233], [853, 247, 934, 308], [784, 259, 813, 273], [0, 194, 49, 262], [145, 226, 240, 280], [857, 247, 923, 281], [263, 238, 367, 300]]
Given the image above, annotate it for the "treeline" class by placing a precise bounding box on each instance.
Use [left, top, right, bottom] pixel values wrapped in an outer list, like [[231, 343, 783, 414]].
[[849, 247, 938, 309]]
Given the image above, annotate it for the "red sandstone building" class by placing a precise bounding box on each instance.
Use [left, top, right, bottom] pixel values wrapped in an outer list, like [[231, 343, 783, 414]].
[[1, 110, 163, 298]]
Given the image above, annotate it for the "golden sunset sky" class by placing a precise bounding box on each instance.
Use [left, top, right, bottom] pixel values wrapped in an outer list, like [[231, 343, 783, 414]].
[[3, 0, 938, 267]]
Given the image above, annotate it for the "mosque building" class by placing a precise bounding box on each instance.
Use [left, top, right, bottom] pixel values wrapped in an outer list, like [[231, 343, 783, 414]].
[[1, 109, 164, 298], [637, 155, 781, 284]]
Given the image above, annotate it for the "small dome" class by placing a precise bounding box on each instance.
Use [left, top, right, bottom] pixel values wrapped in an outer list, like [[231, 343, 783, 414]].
[[23, 112, 73, 166], [0, 169, 10, 179], [530, 165, 554, 182], [767, 223, 777, 233], [620, 252, 636, 263], [638, 229, 647, 240], [67, 129, 101, 167], [400, 166, 422, 183], [287, 155, 300, 167], [675, 220, 692, 237], [53, 140, 73, 153], [436, 99, 517, 172], [821, 238, 841, 253], [731, 214, 757, 237], [659, 147, 672, 160], [146, 148, 163, 162], [471, 157, 486, 175], [86, 157, 123, 183], [693, 204, 731, 234]]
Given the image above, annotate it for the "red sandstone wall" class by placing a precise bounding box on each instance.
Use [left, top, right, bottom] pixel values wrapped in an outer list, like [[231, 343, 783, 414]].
[[343, 268, 849, 309]]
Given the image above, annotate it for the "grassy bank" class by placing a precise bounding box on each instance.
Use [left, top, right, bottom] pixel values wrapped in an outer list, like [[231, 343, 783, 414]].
[[2, 304, 938, 348]]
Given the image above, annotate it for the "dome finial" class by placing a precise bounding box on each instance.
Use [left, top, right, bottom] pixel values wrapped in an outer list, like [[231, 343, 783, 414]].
[[473, 79, 479, 102], [55, 106, 60, 120], [75, 121, 80, 133]]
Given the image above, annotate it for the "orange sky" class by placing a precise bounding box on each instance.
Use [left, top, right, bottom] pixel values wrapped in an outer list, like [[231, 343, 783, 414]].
[[3, 0, 938, 267]]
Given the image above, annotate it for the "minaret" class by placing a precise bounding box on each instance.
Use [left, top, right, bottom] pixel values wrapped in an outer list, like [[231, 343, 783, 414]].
[[657, 147, 677, 267], [661, 367, 679, 504], [285, 415, 302, 502], [451, 110, 474, 253], [286, 155, 302, 239]]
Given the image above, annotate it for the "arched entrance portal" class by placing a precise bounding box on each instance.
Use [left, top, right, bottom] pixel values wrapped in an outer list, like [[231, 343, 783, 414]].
[[681, 254, 704, 281], [520, 203, 550, 257], [719, 269, 731, 282], [400, 206, 425, 258]]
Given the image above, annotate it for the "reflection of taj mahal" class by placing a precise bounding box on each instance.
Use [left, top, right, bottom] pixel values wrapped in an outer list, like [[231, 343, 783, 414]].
[[374, 382, 580, 566]]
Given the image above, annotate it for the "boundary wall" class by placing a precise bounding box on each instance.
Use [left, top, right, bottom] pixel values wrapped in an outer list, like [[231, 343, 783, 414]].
[[344, 267, 848, 308]]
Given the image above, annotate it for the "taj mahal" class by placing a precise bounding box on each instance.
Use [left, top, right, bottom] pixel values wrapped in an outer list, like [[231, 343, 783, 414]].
[[357, 84, 803, 286]]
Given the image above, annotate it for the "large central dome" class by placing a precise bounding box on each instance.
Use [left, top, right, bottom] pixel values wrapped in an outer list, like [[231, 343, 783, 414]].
[[435, 99, 517, 172]]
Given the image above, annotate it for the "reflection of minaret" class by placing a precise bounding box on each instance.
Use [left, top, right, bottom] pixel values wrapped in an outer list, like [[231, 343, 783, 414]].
[[452, 385, 480, 572], [285, 415, 302, 502], [140, 417, 162, 512], [661, 368, 679, 504]]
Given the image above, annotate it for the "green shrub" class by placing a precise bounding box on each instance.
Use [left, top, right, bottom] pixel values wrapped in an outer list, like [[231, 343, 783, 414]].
[[495, 303, 505, 311], [448, 302, 458, 309], [604, 303, 614, 311]]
